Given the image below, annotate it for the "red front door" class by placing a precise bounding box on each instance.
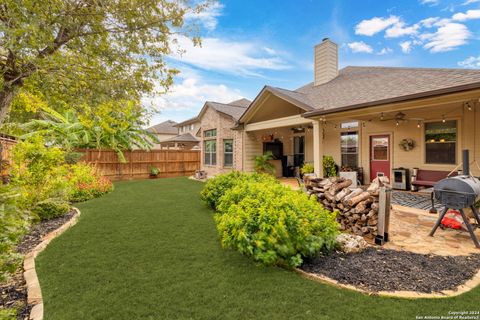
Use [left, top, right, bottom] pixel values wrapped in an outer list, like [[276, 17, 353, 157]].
[[370, 135, 390, 181]]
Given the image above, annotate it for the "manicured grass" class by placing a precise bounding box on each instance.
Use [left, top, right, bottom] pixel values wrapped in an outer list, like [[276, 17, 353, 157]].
[[37, 177, 479, 319]]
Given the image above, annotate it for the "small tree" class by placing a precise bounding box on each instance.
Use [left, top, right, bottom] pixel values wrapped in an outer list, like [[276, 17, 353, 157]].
[[254, 151, 275, 175], [0, 0, 208, 123]]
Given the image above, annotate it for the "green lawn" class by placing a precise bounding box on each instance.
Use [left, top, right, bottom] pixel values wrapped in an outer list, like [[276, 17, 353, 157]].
[[36, 177, 479, 320]]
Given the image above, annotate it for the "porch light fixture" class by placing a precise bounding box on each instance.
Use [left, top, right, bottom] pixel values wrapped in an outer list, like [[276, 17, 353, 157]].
[[417, 120, 421, 128], [442, 115, 446, 123], [465, 102, 473, 111], [380, 112, 384, 120], [396, 120, 399, 126]]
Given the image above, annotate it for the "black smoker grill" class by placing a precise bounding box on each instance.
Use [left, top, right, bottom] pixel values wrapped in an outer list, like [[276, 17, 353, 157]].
[[430, 150, 480, 248]]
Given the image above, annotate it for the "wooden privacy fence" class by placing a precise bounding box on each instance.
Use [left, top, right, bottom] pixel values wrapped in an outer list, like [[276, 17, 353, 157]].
[[78, 149, 201, 180], [0, 135, 17, 175]]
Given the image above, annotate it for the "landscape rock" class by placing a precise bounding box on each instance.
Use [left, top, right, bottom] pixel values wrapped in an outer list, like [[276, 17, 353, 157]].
[[335, 233, 368, 253]]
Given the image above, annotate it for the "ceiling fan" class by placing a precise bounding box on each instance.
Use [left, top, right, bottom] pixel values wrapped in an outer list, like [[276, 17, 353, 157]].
[[379, 111, 424, 124]]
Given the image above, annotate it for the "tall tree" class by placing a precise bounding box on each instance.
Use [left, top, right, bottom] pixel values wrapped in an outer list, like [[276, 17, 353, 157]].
[[0, 0, 205, 123]]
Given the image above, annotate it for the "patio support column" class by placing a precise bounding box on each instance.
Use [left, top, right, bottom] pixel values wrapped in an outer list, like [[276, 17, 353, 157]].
[[313, 120, 324, 178]]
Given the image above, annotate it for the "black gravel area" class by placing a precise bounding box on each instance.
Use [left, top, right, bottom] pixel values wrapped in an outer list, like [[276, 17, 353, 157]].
[[301, 247, 480, 293], [16, 210, 76, 254], [0, 210, 76, 319]]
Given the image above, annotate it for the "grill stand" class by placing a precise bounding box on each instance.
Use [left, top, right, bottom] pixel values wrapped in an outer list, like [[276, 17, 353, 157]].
[[429, 206, 480, 248]]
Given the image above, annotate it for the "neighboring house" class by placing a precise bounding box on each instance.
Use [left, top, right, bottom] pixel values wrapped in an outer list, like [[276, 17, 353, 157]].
[[237, 38, 480, 183], [158, 117, 201, 150], [146, 120, 178, 149], [196, 98, 251, 176]]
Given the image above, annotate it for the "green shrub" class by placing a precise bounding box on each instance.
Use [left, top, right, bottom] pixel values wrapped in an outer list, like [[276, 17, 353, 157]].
[[0, 184, 30, 282], [200, 171, 277, 210], [215, 181, 339, 268], [33, 199, 71, 220], [64, 151, 85, 164], [67, 163, 113, 202], [300, 163, 314, 175], [323, 155, 337, 177], [10, 136, 71, 208]]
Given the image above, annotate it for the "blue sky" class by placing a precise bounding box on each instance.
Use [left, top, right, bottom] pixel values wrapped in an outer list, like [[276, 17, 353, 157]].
[[145, 0, 480, 125]]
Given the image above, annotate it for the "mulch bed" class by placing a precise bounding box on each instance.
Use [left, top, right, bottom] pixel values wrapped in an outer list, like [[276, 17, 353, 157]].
[[300, 247, 480, 293], [0, 210, 76, 319]]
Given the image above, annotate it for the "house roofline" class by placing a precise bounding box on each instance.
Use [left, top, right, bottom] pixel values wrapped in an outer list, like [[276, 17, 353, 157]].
[[302, 81, 480, 118], [239, 85, 313, 123]]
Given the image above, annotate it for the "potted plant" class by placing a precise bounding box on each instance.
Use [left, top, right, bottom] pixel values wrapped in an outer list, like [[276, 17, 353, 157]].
[[149, 166, 160, 178], [253, 151, 275, 175]]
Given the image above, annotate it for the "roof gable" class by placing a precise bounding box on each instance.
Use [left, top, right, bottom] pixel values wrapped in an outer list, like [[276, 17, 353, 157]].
[[147, 120, 178, 134]]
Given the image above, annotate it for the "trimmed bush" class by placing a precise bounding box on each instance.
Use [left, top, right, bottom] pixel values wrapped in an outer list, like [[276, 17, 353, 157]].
[[33, 199, 71, 220], [200, 171, 277, 210], [214, 181, 339, 268], [67, 163, 113, 202]]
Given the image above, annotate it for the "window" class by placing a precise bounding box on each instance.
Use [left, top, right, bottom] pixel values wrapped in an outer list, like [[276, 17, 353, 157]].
[[341, 121, 359, 129], [204, 140, 216, 165], [371, 137, 389, 161], [224, 140, 233, 167], [341, 132, 359, 168], [425, 120, 457, 164], [204, 129, 217, 138]]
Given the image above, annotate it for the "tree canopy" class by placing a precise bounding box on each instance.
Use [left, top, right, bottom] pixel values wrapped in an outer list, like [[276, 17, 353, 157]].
[[0, 0, 205, 123]]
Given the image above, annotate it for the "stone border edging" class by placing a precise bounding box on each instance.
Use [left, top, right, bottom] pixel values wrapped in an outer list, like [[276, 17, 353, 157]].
[[296, 267, 480, 299], [24, 207, 81, 320]]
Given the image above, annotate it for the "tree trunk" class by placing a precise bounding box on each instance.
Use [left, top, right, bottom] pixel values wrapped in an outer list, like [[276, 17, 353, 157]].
[[0, 86, 16, 125]]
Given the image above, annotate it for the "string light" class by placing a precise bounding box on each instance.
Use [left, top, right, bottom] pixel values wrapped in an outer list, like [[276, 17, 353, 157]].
[[380, 112, 384, 120], [442, 114, 446, 123]]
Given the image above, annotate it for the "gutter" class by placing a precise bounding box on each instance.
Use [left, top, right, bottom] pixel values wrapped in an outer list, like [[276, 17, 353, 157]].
[[302, 81, 480, 118]]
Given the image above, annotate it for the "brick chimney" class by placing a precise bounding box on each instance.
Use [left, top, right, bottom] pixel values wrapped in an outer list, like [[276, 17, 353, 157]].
[[314, 38, 338, 86]]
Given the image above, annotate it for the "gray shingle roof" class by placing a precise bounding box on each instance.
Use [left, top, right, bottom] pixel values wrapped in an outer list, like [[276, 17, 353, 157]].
[[206, 99, 251, 121], [147, 120, 178, 134], [162, 132, 199, 143], [174, 116, 198, 127], [296, 66, 480, 116]]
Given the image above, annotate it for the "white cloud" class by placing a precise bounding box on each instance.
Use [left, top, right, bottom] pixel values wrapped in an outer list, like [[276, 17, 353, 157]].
[[420, 0, 439, 5], [458, 56, 480, 68], [422, 22, 471, 52], [170, 36, 290, 76], [347, 41, 374, 53], [378, 47, 393, 55], [355, 15, 400, 36], [462, 0, 480, 5], [420, 17, 441, 28], [399, 41, 413, 53], [262, 47, 277, 55], [385, 22, 419, 38], [184, 1, 223, 31], [452, 9, 480, 21], [142, 73, 243, 114]]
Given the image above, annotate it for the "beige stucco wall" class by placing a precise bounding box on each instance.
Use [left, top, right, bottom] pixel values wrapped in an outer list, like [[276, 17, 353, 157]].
[[199, 107, 242, 177], [320, 101, 479, 183]]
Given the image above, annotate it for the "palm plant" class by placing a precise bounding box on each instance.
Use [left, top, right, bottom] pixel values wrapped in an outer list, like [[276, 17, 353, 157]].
[[254, 151, 275, 175], [9, 106, 158, 163], [17, 107, 91, 151]]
